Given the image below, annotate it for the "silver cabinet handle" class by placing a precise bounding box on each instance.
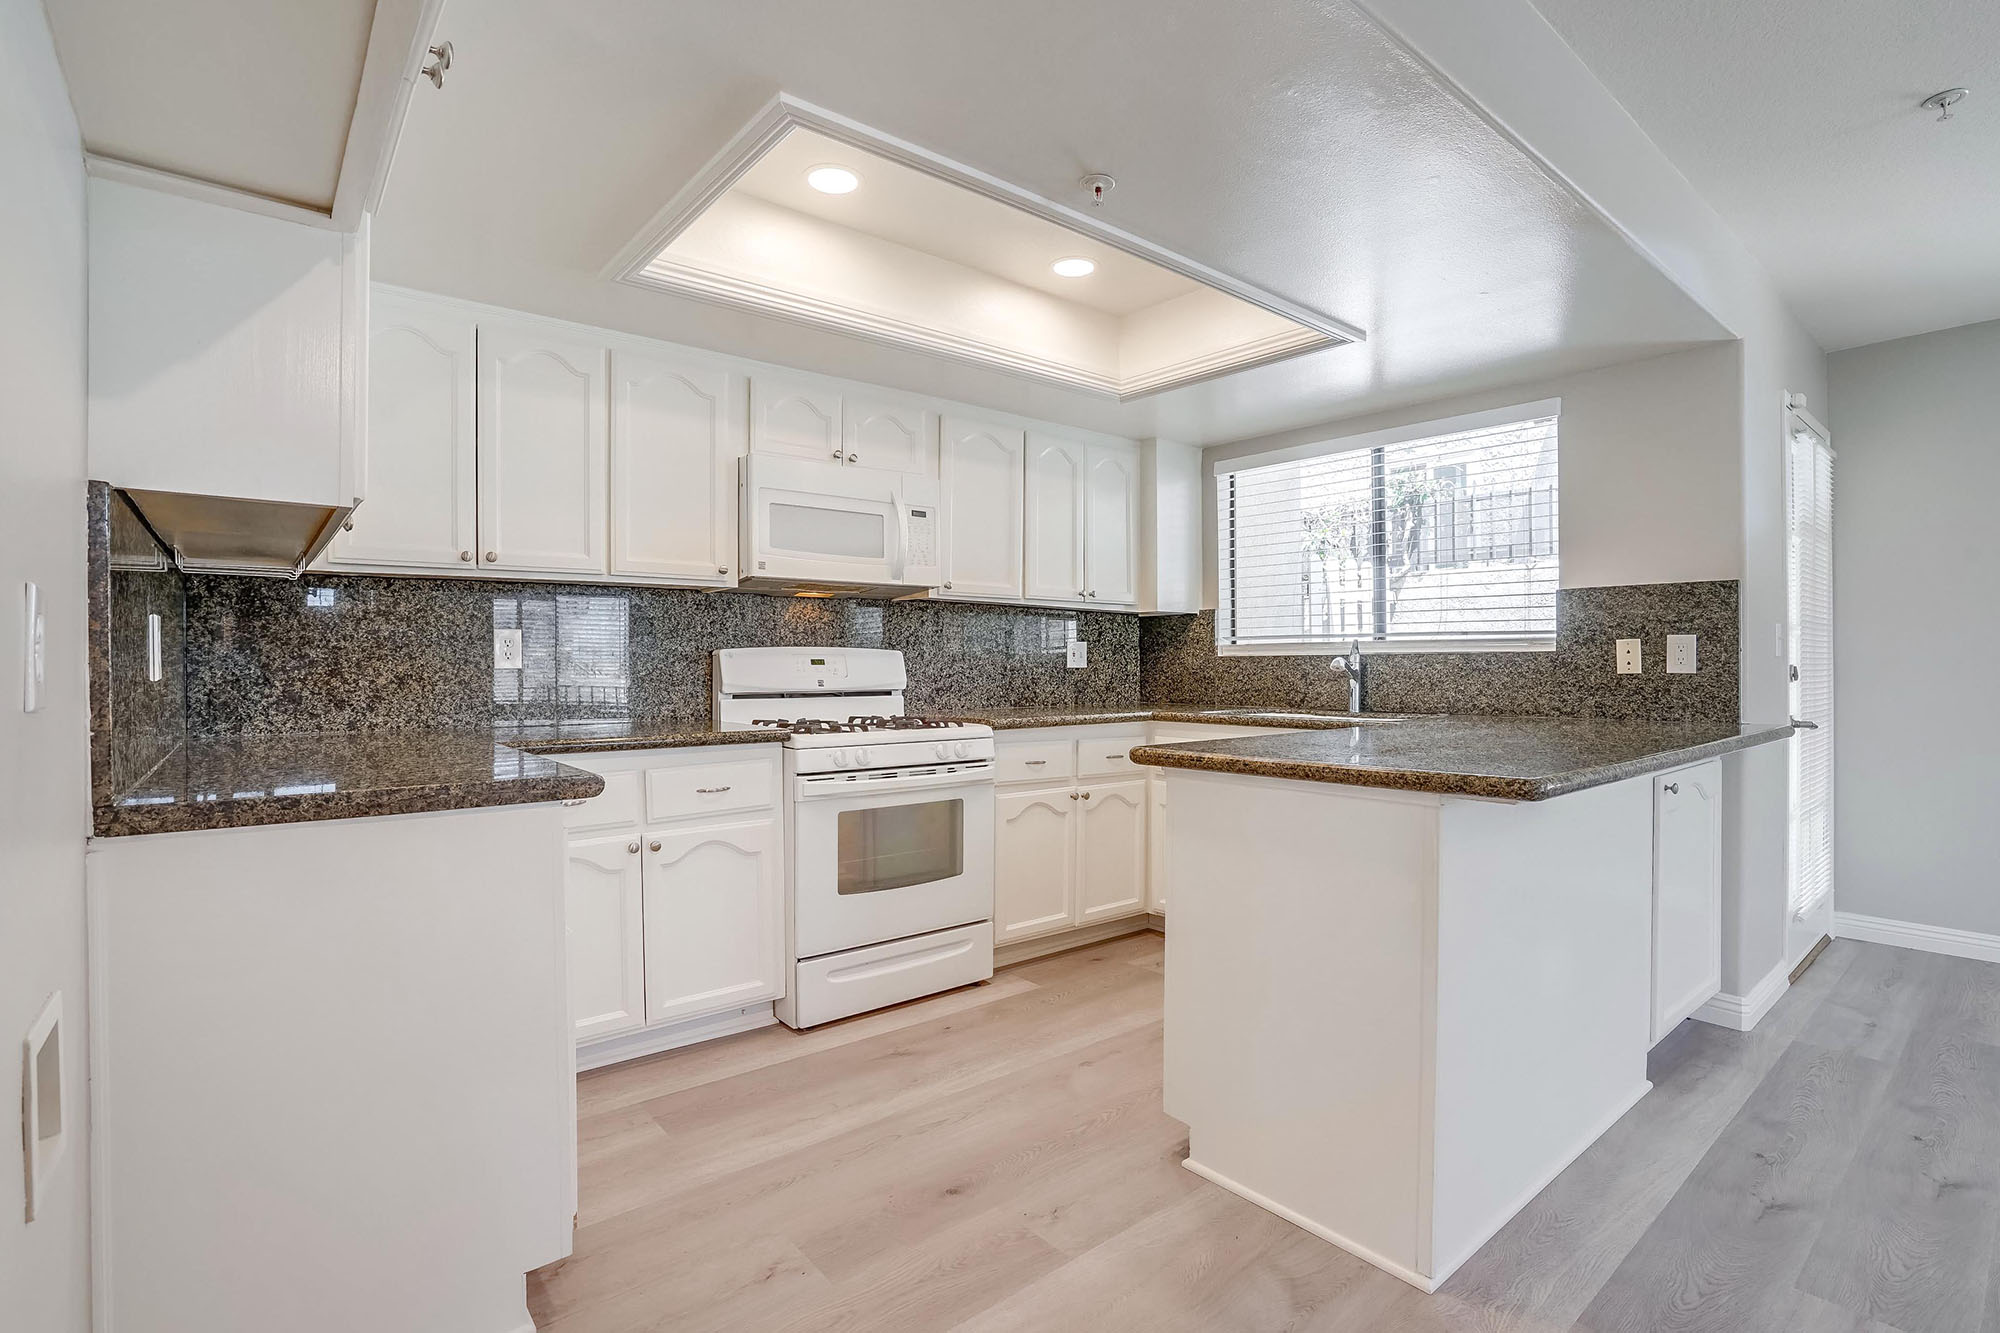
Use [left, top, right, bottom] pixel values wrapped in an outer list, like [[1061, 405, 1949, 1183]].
[[649, 840, 662, 852], [717, 566, 729, 575], [1088, 590, 1097, 598], [847, 452, 859, 463], [626, 841, 639, 854], [1663, 782, 1679, 795], [459, 550, 472, 562], [342, 520, 354, 532], [694, 785, 731, 794], [1025, 759, 1046, 766], [485, 550, 498, 562], [831, 448, 843, 459]]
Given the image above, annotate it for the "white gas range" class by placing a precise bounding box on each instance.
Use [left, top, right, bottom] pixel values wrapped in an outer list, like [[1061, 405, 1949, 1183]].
[[712, 647, 996, 1028]]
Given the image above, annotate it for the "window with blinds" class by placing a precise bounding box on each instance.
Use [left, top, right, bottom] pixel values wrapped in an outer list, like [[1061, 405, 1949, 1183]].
[[1787, 418, 1835, 924], [1214, 402, 1560, 652]]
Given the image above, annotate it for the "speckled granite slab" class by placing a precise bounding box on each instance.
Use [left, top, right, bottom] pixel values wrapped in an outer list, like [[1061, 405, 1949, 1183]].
[[943, 705, 1379, 730], [95, 732, 607, 837], [1130, 716, 1795, 801], [501, 716, 787, 755]]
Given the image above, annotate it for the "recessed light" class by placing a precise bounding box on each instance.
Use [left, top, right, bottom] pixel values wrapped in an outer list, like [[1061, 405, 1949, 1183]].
[[1051, 257, 1095, 278], [806, 165, 860, 195]]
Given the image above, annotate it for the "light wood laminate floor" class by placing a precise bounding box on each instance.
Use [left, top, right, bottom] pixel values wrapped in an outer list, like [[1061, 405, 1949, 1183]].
[[531, 931, 2000, 1332]]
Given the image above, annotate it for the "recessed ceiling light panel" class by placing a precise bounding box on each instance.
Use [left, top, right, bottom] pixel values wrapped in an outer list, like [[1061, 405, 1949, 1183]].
[[806, 165, 859, 194], [1051, 257, 1096, 278]]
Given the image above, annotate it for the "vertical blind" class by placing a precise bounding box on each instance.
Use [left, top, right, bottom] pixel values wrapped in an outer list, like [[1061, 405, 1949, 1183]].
[[1215, 409, 1560, 649], [1787, 420, 1835, 923]]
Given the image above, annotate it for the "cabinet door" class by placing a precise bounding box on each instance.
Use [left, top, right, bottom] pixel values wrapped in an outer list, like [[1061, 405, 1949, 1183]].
[[1651, 762, 1722, 1043], [750, 375, 842, 463], [996, 787, 1077, 944], [844, 394, 938, 474], [329, 292, 477, 570], [1085, 442, 1141, 607], [565, 834, 646, 1042], [1077, 779, 1147, 924], [939, 415, 1025, 601], [609, 350, 744, 585], [643, 819, 784, 1024], [1145, 775, 1168, 913], [476, 319, 609, 574], [1024, 432, 1088, 604]]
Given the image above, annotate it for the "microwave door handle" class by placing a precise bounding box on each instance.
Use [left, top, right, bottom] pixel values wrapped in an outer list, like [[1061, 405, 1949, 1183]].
[[890, 492, 909, 582]]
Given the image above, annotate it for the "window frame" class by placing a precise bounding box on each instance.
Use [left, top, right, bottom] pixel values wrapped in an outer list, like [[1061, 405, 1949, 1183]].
[[1212, 399, 1562, 657]]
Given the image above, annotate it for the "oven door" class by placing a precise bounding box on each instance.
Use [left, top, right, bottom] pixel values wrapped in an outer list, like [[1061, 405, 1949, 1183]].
[[791, 764, 996, 959]]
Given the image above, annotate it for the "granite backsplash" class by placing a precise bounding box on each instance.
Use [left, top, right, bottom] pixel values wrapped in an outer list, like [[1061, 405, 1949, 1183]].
[[1140, 581, 1740, 722], [86, 483, 189, 805]]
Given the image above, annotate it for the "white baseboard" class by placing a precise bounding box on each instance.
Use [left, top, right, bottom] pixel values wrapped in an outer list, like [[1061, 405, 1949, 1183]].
[[575, 1004, 777, 1072], [994, 915, 1156, 968], [1182, 1157, 1439, 1294], [1690, 960, 1789, 1032], [1835, 911, 2000, 964]]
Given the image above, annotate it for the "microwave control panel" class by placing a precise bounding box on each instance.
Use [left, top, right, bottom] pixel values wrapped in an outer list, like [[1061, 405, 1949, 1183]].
[[905, 507, 938, 568]]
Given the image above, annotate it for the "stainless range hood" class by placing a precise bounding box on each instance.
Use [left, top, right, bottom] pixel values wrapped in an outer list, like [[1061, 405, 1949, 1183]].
[[116, 487, 355, 579]]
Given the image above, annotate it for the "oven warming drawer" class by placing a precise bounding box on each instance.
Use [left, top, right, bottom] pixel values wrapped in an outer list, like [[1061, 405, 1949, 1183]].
[[778, 921, 993, 1029]]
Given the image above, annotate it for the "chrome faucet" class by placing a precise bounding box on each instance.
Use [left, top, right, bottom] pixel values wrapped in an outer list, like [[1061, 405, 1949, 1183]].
[[1330, 642, 1365, 714]]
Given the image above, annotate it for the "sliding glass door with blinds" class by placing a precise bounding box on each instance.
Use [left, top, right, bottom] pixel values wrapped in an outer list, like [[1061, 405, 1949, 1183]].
[[1213, 401, 1560, 652], [1786, 406, 1835, 957]]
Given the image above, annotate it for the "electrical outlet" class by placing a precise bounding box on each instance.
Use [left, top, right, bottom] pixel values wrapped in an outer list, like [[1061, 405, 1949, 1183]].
[[1066, 640, 1089, 669], [494, 627, 524, 670], [1616, 638, 1642, 675], [22, 582, 44, 713], [1666, 634, 1697, 674]]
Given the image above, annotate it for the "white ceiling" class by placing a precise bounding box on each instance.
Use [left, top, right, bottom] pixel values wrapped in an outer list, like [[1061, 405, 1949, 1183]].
[[371, 0, 1729, 445], [42, 0, 378, 208], [1531, 0, 2000, 353], [733, 129, 1200, 318]]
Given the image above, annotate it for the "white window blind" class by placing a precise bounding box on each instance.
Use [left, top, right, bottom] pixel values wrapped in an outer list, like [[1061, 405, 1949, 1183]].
[[1215, 405, 1559, 651], [1787, 420, 1835, 923]]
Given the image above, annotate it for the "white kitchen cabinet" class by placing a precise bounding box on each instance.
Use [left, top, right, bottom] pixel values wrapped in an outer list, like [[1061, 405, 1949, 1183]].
[[1146, 777, 1169, 913], [1077, 778, 1148, 922], [939, 415, 1026, 601], [996, 787, 1078, 944], [1651, 760, 1723, 1043], [610, 349, 745, 585], [844, 393, 939, 474], [564, 833, 647, 1041], [642, 818, 785, 1025], [1084, 443, 1141, 607], [328, 291, 477, 571], [751, 374, 843, 462], [477, 319, 610, 575], [1024, 432, 1089, 604]]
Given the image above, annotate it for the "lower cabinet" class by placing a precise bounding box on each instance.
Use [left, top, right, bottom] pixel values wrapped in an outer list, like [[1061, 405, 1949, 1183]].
[[564, 833, 647, 1040], [1077, 779, 1147, 923], [642, 818, 784, 1024], [995, 728, 1151, 946], [1145, 776, 1168, 913], [996, 787, 1078, 942], [1651, 759, 1723, 1043]]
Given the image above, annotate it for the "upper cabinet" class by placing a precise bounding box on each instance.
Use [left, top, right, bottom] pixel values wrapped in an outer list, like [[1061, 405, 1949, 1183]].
[[843, 394, 939, 474], [750, 375, 842, 463], [328, 292, 477, 570], [477, 319, 610, 575], [610, 350, 745, 586], [939, 415, 1025, 601], [1024, 432, 1088, 604], [1084, 442, 1140, 608]]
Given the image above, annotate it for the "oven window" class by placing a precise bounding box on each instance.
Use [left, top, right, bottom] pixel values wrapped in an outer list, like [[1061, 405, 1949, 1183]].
[[837, 799, 964, 894], [770, 503, 887, 559]]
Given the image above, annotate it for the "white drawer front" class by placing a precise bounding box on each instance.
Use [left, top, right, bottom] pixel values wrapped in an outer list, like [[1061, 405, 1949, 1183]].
[[789, 922, 994, 1028], [996, 739, 1074, 785], [563, 769, 642, 834], [646, 757, 777, 823], [1078, 732, 1147, 779]]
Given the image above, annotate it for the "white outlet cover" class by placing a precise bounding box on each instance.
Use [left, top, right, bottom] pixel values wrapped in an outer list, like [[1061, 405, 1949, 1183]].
[[1616, 638, 1642, 675], [23, 581, 44, 713], [1066, 640, 1089, 668], [494, 627, 524, 670], [1666, 634, 1698, 674]]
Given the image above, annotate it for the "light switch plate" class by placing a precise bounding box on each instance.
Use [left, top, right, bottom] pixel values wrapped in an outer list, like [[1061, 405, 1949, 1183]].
[[494, 627, 524, 670], [22, 581, 44, 713], [1616, 638, 1642, 675], [1066, 640, 1089, 669], [1666, 634, 1697, 674]]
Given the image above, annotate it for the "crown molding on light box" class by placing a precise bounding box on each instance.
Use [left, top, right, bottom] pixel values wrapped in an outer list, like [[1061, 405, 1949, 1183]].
[[603, 93, 1362, 400]]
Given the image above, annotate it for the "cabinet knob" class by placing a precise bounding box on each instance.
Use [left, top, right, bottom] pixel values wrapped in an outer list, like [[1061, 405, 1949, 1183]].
[[649, 840, 662, 852], [1069, 792, 1079, 800], [1081, 790, 1092, 800], [1663, 782, 1679, 795], [847, 452, 859, 463], [485, 550, 498, 562], [1079, 590, 1087, 598], [717, 566, 729, 575], [831, 448, 843, 459], [626, 841, 639, 854], [943, 581, 953, 590], [341, 520, 354, 532], [459, 550, 472, 562]]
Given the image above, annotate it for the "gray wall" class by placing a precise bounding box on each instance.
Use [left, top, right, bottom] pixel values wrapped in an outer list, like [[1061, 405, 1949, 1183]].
[[0, 0, 93, 1325], [1829, 318, 2000, 936]]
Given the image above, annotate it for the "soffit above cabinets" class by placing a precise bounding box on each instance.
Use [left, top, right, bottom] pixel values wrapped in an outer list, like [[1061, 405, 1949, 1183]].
[[615, 106, 1350, 401]]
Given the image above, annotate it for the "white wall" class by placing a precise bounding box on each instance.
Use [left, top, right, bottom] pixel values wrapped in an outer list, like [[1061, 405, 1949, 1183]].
[[0, 0, 92, 1328], [1200, 341, 1743, 601], [1828, 319, 2000, 937]]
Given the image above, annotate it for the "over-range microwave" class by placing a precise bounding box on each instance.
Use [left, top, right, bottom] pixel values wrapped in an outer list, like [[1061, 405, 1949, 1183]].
[[739, 455, 943, 598]]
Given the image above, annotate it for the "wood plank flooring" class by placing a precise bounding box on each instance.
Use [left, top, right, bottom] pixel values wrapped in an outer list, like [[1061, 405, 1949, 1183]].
[[532, 932, 2000, 1332]]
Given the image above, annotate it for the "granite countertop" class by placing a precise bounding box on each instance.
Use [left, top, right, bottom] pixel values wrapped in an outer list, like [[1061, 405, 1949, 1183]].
[[941, 705, 1372, 730], [1129, 715, 1796, 801], [498, 714, 787, 755]]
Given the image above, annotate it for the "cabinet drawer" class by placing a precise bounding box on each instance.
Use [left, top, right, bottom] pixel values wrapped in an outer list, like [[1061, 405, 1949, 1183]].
[[1077, 732, 1147, 779], [562, 769, 642, 834], [996, 740, 1074, 785], [645, 758, 777, 823]]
